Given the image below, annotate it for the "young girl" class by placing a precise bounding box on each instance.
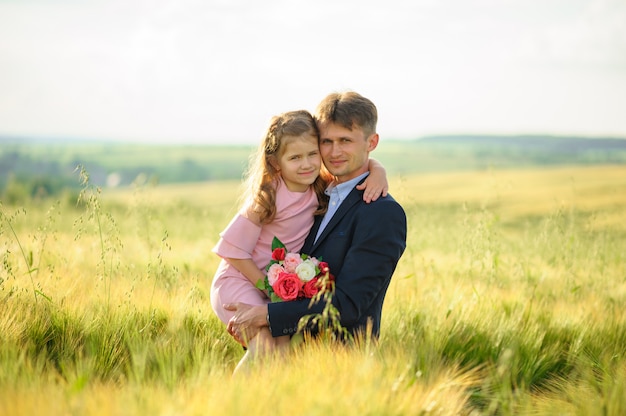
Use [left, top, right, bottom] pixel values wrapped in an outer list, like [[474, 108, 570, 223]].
[[210, 110, 388, 371]]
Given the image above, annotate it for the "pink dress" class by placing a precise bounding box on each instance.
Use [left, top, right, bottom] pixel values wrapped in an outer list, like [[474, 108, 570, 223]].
[[210, 179, 318, 324]]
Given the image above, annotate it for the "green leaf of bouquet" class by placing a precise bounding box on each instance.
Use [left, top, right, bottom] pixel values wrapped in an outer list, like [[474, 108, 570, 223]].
[[255, 279, 265, 290], [271, 236, 286, 250]]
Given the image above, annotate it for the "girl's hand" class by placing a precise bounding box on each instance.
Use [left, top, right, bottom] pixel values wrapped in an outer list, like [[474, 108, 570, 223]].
[[358, 158, 389, 203]]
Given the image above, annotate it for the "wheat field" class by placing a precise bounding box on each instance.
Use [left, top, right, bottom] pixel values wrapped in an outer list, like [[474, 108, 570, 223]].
[[1, 165, 625, 415]]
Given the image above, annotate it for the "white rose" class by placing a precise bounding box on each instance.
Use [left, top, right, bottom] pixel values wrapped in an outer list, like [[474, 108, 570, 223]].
[[295, 260, 317, 282]]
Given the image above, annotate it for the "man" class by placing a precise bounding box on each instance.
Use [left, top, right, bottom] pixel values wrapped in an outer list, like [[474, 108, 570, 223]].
[[225, 91, 407, 342]]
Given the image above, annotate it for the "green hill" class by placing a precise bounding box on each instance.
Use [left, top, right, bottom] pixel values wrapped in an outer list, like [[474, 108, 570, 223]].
[[1, 135, 625, 201]]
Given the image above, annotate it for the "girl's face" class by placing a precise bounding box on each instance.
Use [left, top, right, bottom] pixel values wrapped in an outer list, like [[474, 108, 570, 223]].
[[274, 134, 321, 192]]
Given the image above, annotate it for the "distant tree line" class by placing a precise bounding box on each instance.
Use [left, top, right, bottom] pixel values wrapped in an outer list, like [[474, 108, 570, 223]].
[[0, 140, 254, 204], [1, 150, 78, 204], [2, 135, 626, 204], [418, 135, 626, 164]]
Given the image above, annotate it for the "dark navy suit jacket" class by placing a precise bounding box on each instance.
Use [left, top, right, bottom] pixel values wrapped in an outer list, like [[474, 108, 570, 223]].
[[267, 181, 407, 339]]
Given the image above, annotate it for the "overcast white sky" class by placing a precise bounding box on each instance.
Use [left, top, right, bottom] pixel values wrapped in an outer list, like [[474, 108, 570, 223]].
[[1, 0, 625, 144]]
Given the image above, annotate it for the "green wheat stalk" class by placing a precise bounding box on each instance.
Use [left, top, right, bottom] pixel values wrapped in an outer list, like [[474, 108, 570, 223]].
[[0, 206, 42, 303], [76, 165, 121, 309]]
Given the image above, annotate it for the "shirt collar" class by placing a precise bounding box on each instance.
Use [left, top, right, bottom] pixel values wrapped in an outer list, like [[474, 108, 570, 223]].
[[325, 172, 370, 200]]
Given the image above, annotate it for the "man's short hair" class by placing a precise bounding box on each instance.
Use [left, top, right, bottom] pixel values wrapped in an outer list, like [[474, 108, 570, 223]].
[[314, 91, 378, 137]]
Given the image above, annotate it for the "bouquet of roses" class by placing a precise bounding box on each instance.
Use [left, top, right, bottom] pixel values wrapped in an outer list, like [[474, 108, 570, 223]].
[[256, 237, 333, 302]]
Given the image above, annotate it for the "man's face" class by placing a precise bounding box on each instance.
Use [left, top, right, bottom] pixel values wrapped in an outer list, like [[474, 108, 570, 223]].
[[318, 122, 378, 183]]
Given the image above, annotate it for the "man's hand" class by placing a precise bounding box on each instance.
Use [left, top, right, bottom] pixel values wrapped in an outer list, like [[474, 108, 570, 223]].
[[224, 303, 269, 346]]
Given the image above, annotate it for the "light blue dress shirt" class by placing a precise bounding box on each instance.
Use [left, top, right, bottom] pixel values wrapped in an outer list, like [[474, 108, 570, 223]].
[[314, 172, 370, 243]]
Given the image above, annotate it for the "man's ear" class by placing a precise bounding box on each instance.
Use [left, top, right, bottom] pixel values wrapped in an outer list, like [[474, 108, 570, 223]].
[[367, 133, 379, 152]]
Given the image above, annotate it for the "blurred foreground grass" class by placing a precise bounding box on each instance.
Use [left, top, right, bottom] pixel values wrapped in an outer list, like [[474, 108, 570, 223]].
[[1, 165, 625, 415]]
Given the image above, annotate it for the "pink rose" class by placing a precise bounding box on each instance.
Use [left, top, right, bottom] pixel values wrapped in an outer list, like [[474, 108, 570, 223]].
[[267, 263, 285, 286], [283, 253, 303, 273], [272, 272, 303, 301], [302, 277, 320, 298], [272, 247, 286, 261]]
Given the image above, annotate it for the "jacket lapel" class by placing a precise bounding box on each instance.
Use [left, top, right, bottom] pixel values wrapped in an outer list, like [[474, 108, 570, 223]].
[[310, 186, 362, 251]]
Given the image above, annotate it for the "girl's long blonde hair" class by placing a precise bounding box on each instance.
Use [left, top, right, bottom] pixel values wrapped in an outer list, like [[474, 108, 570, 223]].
[[242, 110, 331, 224]]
